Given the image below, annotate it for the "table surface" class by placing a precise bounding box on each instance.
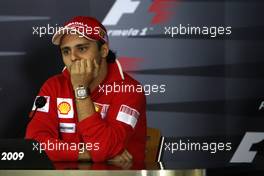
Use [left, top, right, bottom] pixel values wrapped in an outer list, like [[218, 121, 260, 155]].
[[0, 169, 206, 176], [0, 139, 263, 175], [1, 162, 264, 176]]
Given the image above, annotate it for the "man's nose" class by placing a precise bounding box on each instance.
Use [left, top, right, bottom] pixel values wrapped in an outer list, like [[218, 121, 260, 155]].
[[70, 51, 81, 61]]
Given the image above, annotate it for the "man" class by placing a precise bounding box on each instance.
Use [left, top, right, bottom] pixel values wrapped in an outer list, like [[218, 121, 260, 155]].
[[25, 16, 146, 163]]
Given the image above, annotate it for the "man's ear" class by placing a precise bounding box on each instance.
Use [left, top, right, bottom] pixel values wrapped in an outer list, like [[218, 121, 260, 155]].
[[100, 43, 109, 58]]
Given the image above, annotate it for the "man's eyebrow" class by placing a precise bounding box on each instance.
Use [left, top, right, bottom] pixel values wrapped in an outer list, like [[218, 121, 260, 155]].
[[60, 43, 91, 50], [75, 43, 91, 47], [60, 46, 70, 50]]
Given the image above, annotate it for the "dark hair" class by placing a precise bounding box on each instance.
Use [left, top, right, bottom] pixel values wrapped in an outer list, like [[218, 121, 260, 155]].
[[96, 41, 116, 63]]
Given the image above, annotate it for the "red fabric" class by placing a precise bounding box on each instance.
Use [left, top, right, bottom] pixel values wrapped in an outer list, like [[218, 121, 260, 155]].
[[25, 62, 146, 162]]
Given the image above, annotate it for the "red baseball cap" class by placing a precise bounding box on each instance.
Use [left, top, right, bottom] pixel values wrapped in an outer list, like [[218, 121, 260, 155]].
[[52, 16, 108, 45]]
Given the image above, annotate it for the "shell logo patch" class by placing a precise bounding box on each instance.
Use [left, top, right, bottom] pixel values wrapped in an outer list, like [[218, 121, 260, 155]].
[[58, 102, 71, 115], [57, 98, 74, 118]]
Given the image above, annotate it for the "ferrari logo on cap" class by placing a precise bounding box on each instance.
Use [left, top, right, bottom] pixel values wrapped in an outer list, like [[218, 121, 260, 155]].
[[99, 28, 106, 38]]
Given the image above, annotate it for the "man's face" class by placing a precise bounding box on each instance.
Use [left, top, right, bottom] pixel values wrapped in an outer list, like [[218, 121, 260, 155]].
[[60, 34, 102, 72]]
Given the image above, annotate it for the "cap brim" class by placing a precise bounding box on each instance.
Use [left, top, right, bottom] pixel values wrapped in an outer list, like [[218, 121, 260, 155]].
[[52, 27, 96, 45]]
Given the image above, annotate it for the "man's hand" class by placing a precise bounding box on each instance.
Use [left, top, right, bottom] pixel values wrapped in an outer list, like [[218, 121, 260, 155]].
[[71, 59, 99, 121], [108, 150, 133, 163], [78, 150, 91, 161], [70, 59, 99, 88], [108, 160, 133, 169]]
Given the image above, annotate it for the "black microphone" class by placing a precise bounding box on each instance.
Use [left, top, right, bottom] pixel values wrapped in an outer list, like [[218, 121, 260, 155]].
[[29, 96, 47, 119], [23, 96, 47, 137], [35, 96, 47, 109]]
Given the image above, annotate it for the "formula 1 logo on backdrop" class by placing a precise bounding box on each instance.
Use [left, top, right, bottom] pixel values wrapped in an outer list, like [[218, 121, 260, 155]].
[[102, 0, 140, 26], [102, 0, 178, 37], [230, 132, 264, 163]]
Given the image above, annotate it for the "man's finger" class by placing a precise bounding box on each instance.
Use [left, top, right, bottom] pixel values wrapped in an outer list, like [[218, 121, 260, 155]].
[[108, 150, 132, 163], [119, 154, 128, 162], [118, 150, 131, 162], [80, 59, 85, 73], [93, 59, 99, 70], [75, 60, 81, 73], [122, 154, 131, 162], [124, 150, 133, 160], [109, 155, 122, 162], [86, 59, 93, 73], [70, 61, 77, 74]]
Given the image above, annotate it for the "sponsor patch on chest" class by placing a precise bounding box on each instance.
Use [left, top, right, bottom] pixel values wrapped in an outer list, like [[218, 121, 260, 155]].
[[57, 98, 74, 118], [59, 123, 76, 133]]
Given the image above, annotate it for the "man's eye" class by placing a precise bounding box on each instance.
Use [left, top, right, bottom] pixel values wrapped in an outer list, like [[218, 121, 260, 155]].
[[78, 47, 87, 52], [62, 50, 70, 55]]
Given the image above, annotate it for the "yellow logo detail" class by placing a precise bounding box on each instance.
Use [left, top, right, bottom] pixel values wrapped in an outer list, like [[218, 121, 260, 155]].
[[58, 102, 71, 115], [94, 104, 102, 112], [99, 28, 105, 38]]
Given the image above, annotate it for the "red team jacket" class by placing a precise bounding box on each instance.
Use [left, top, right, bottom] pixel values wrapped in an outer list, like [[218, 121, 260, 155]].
[[25, 61, 146, 162]]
